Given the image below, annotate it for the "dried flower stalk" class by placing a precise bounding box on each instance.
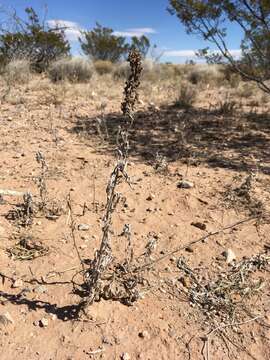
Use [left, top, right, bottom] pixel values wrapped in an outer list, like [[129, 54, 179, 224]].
[[81, 49, 142, 309]]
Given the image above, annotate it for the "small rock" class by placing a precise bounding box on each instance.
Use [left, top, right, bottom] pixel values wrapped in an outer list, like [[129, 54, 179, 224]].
[[79, 244, 87, 250], [191, 222, 206, 231], [78, 224, 90, 231], [177, 180, 194, 189], [121, 353, 131, 360], [138, 330, 150, 339], [223, 248, 236, 264], [185, 246, 194, 253], [146, 194, 155, 201], [33, 320, 40, 327], [40, 318, 49, 327], [34, 285, 47, 294], [0, 312, 14, 326], [12, 279, 23, 288]]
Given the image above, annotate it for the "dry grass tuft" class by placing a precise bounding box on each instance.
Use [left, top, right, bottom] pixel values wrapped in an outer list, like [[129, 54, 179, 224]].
[[94, 60, 114, 75], [48, 57, 94, 82], [178, 253, 269, 320], [175, 81, 197, 109], [4, 59, 32, 84]]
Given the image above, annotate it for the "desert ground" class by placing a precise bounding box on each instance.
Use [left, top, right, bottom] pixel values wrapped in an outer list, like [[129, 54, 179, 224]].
[[0, 63, 269, 360]]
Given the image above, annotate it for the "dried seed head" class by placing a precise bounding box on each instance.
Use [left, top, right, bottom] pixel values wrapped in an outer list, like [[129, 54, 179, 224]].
[[121, 49, 143, 118]]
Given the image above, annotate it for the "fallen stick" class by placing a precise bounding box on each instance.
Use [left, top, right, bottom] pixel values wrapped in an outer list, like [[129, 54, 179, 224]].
[[0, 189, 29, 197], [134, 216, 258, 272]]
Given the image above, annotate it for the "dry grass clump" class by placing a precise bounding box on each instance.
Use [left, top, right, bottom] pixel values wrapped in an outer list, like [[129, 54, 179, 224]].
[[113, 61, 130, 79], [175, 81, 197, 109], [157, 63, 185, 80], [177, 252, 269, 327], [94, 60, 114, 75], [114, 58, 156, 80], [237, 82, 255, 98], [4, 59, 32, 84], [48, 57, 94, 83], [187, 64, 224, 86]]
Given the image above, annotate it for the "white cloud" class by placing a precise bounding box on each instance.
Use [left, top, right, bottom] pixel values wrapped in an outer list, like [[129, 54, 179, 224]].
[[164, 49, 241, 58], [47, 19, 83, 42], [227, 49, 242, 57], [164, 50, 197, 57], [113, 27, 156, 37]]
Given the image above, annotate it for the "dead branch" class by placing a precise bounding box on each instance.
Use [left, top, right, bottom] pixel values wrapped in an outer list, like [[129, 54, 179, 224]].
[[0, 189, 30, 197], [134, 216, 258, 272]]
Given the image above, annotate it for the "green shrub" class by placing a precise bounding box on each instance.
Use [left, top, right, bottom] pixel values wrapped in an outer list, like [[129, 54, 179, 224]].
[[0, 7, 70, 72]]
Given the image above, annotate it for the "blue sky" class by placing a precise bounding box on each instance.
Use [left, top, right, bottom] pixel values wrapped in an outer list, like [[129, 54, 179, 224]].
[[0, 0, 243, 63]]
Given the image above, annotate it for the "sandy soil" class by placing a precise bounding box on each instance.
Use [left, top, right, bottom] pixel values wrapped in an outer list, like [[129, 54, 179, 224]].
[[0, 76, 269, 360]]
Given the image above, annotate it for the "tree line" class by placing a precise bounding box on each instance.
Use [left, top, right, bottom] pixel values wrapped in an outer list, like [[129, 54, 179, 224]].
[[0, 2, 270, 94], [0, 7, 151, 72]]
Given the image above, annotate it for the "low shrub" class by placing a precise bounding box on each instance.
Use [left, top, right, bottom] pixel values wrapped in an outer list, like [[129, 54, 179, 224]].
[[48, 57, 94, 82], [94, 60, 114, 75], [175, 81, 197, 109], [4, 59, 32, 84]]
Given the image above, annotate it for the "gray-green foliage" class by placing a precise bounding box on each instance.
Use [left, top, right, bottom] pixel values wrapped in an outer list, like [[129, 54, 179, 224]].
[[168, 0, 270, 94], [79, 23, 151, 63]]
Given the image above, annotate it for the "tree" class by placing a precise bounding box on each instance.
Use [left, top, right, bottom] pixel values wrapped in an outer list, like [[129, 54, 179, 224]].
[[79, 23, 129, 62], [0, 7, 70, 72], [168, 0, 270, 93], [80, 23, 152, 62], [130, 35, 150, 58]]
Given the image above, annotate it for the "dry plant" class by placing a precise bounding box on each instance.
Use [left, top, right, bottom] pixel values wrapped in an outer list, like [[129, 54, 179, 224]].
[[34, 152, 64, 219], [6, 192, 34, 227], [178, 254, 269, 322], [215, 94, 237, 115], [7, 234, 49, 261], [224, 172, 264, 217], [49, 57, 94, 83], [78, 49, 145, 311], [177, 253, 270, 359], [94, 60, 114, 75], [0, 59, 30, 103], [6, 151, 63, 228], [4, 59, 32, 84], [175, 81, 197, 109], [153, 152, 169, 174], [35, 151, 49, 210]]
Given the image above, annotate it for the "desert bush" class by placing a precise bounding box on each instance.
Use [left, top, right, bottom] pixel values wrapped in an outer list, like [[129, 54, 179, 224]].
[[175, 81, 197, 108], [237, 83, 255, 98], [216, 99, 237, 115], [186, 65, 224, 86], [94, 60, 114, 75], [79, 23, 151, 62], [169, 0, 270, 94], [48, 57, 94, 82], [114, 58, 156, 80], [113, 61, 130, 79], [156, 63, 185, 80], [0, 7, 70, 72], [4, 59, 32, 84]]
